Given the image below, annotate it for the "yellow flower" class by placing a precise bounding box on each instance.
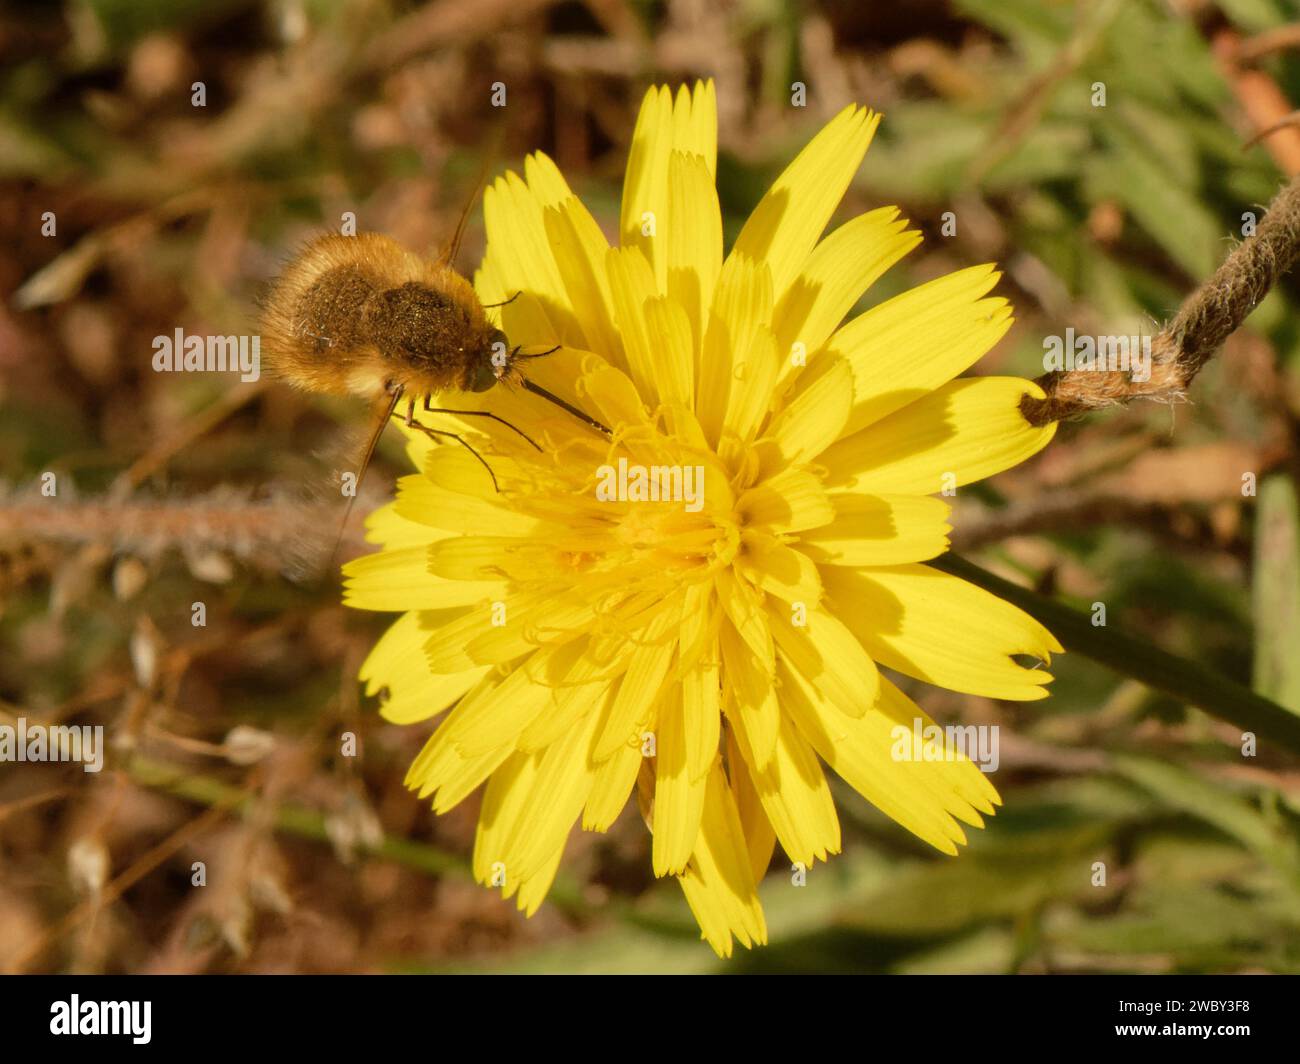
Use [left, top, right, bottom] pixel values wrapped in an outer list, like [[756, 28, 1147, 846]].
[[344, 81, 1062, 956]]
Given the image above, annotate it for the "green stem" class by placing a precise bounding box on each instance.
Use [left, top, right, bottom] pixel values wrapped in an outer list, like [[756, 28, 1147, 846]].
[[934, 553, 1300, 758], [124, 754, 592, 912]]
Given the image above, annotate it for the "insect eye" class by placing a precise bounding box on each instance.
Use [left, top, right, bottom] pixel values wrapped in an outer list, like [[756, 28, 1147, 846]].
[[468, 359, 497, 392]]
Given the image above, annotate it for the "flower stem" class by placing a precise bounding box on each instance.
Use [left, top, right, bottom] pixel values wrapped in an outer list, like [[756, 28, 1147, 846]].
[[934, 553, 1300, 758], [125, 754, 592, 912]]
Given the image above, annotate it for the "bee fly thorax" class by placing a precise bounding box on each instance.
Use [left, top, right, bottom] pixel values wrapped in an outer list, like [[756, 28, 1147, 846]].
[[363, 282, 469, 364]]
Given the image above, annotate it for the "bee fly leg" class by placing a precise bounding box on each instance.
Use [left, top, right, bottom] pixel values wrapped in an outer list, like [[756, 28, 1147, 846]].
[[396, 409, 501, 492], [481, 291, 521, 310], [420, 395, 542, 452]]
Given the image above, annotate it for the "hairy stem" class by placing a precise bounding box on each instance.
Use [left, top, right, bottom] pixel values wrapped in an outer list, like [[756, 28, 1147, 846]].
[[1021, 173, 1300, 425]]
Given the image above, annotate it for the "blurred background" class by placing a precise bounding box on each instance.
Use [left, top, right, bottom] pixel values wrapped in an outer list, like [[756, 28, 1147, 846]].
[[2, 0, 1300, 974]]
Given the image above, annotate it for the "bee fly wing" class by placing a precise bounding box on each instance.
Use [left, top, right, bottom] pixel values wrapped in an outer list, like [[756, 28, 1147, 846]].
[[281, 389, 402, 584], [436, 122, 506, 269]]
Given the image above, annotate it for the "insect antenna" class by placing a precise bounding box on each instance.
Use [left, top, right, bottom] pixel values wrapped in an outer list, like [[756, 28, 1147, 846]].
[[482, 291, 521, 310], [515, 342, 560, 360]]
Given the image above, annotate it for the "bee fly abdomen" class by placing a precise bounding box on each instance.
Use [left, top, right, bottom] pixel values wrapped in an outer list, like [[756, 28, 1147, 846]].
[[294, 265, 378, 356]]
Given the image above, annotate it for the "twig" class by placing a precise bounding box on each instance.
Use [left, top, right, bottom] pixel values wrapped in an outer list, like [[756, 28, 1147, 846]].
[[0, 491, 364, 569], [964, 0, 1123, 188], [124, 754, 593, 916], [1243, 110, 1300, 152], [126, 754, 467, 875], [1021, 173, 1300, 425], [1232, 24, 1300, 64], [1218, 27, 1300, 176], [110, 381, 268, 498], [5, 796, 236, 974], [951, 492, 1248, 555]]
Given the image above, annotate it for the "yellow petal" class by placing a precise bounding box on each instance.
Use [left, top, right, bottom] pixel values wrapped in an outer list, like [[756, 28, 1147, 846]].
[[799, 493, 951, 567], [722, 321, 779, 443], [580, 362, 653, 437], [343, 546, 503, 611], [822, 564, 1061, 700], [517, 640, 616, 752], [676, 760, 768, 957], [427, 536, 563, 583], [471, 747, 574, 915], [593, 610, 677, 760], [782, 663, 997, 854], [522, 151, 575, 208], [481, 167, 582, 345], [360, 611, 489, 724], [513, 844, 565, 917], [621, 81, 717, 291], [737, 467, 834, 534], [621, 84, 674, 284], [821, 377, 1057, 495], [727, 708, 841, 868], [543, 197, 625, 372], [643, 295, 695, 409], [772, 206, 920, 381], [652, 684, 707, 876], [736, 531, 823, 605], [768, 599, 879, 717], [697, 253, 773, 447], [725, 735, 777, 884], [730, 104, 880, 299], [473, 750, 539, 888], [451, 641, 585, 756], [474, 264, 555, 350], [719, 617, 779, 768], [824, 263, 1014, 436], [666, 149, 722, 353], [420, 586, 591, 673], [491, 697, 602, 883], [393, 471, 544, 537], [406, 684, 520, 814], [681, 648, 722, 782], [715, 567, 774, 673], [606, 244, 665, 406], [678, 80, 718, 174], [583, 691, 644, 830], [760, 355, 853, 471], [462, 592, 597, 668], [362, 500, 435, 549]]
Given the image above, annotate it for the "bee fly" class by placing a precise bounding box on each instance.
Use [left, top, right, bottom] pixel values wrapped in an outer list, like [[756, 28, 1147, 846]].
[[259, 207, 610, 570]]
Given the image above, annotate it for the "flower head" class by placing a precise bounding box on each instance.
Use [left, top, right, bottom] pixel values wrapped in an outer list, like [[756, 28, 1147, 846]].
[[344, 81, 1061, 955]]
